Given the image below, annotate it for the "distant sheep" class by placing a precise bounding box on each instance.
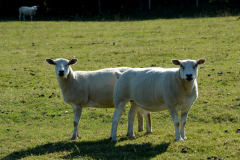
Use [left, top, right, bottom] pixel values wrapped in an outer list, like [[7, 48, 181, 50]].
[[110, 59, 206, 142], [19, 6, 38, 21], [46, 58, 152, 140]]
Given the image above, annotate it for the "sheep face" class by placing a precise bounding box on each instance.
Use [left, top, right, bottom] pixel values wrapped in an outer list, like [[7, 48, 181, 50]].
[[32, 6, 38, 11], [172, 59, 206, 82], [46, 58, 78, 78]]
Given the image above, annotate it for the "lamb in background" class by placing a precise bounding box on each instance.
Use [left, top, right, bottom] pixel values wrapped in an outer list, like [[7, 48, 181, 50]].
[[19, 6, 38, 21]]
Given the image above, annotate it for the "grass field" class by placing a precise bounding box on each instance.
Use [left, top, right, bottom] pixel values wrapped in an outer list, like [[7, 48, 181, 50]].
[[1, 15, 240, 159]]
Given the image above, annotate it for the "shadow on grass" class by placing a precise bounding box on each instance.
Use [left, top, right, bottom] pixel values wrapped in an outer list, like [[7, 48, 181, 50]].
[[2, 139, 171, 159]]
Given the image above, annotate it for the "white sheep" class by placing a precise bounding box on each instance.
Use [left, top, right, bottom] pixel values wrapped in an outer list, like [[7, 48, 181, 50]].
[[19, 6, 38, 21], [46, 58, 152, 140], [110, 59, 206, 142]]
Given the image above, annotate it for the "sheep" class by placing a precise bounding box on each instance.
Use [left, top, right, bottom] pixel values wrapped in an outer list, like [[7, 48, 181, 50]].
[[110, 59, 206, 142], [46, 58, 152, 140], [19, 6, 38, 21]]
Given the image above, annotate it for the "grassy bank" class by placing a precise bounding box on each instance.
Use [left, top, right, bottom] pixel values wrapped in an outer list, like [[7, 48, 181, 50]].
[[1, 15, 240, 159]]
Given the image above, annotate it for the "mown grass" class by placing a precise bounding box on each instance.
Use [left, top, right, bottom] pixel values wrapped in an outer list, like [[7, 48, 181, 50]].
[[1, 15, 240, 159]]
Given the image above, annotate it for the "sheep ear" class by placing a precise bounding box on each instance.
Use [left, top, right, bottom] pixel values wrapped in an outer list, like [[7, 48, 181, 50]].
[[172, 59, 181, 65], [46, 59, 55, 65], [115, 71, 122, 79], [68, 59, 78, 65], [197, 59, 206, 65]]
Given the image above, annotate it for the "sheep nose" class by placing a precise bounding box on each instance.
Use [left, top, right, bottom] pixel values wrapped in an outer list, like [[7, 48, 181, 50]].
[[186, 74, 192, 78], [59, 71, 64, 76]]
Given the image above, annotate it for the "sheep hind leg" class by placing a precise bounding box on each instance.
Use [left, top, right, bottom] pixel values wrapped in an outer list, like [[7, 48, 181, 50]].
[[142, 109, 152, 134], [76, 122, 80, 138], [126, 101, 139, 138], [137, 110, 144, 132], [110, 101, 127, 142], [71, 105, 83, 140]]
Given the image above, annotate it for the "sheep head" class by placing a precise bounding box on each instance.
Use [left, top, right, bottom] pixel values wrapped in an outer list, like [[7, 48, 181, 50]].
[[46, 58, 78, 78], [172, 59, 206, 82]]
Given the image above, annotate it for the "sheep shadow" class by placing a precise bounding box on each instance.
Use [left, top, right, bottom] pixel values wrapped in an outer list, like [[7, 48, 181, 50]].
[[2, 139, 170, 159]]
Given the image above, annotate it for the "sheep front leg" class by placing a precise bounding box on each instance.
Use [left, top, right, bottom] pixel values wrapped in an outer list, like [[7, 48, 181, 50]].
[[169, 108, 183, 141], [71, 105, 83, 140], [23, 15, 26, 21], [180, 107, 190, 140]]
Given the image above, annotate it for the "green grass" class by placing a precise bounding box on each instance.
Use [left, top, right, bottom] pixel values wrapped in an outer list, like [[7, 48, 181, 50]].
[[1, 16, 240, 159]]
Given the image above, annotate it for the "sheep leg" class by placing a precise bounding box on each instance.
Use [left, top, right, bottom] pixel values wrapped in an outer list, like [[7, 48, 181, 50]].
[[137, 110, 144, 132], [23, 15, 25, 21], [71, 105, 83, 140], [127, 101, 139, 138], [19, 14, 21, 21], [142, 109, 152, 134], [30, 15, 33, 21], [180, 108, 190, 140], [110, 101, 127, 142], [169, 108, 183, 141]]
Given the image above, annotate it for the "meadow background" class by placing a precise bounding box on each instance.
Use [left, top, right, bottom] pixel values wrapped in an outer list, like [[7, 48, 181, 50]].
[[1, 11, 240, 159]]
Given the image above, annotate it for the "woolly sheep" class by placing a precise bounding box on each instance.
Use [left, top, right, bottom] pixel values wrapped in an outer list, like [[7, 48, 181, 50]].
[[46, 58, 152, 140], [19, 6, 38, 21], [110, 59, 206, 142]]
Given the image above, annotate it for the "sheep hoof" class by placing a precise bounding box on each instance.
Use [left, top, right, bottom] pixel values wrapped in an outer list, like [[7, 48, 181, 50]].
[[146, 130, 152, 134], [109, 137, 118, 142], [71, 136, 77, 140], [175, 137, 184, 141], [138, 128, 144, 132], [127, 133, 136, 139]]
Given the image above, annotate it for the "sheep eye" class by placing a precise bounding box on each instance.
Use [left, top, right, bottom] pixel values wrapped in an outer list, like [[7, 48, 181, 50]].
[[180, 64, 184, 69], [193, 64, 198, 69]]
